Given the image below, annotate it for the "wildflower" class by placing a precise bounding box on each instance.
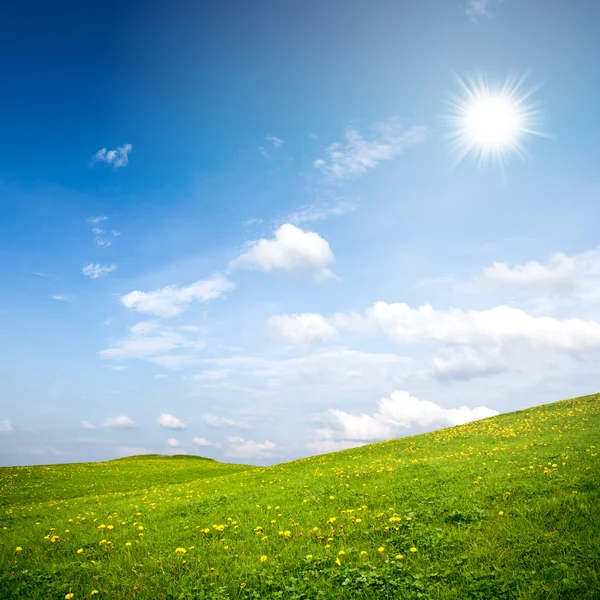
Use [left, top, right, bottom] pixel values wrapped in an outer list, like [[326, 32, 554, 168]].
[[360, 550, 368, 556], [65, 595, 74, 599], [306, 554, 313, 560], [91, 592, 99, 596], [260, 555, 268, 563], [335, 557, 341, 566], [338, 550, 345, 556], [378, 547, 385, 553], [125, 542, 132, 547], [77, 548, 84, 554], [410, 547, 417, 553], [396, 554, 404, 560], [15, 547, 22, 553], [138, 526, 144, 531], [175, 547, 186, 554], [498, 511, 504, 516]]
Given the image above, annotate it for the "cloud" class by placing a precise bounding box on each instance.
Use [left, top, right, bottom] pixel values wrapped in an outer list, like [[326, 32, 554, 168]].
[[121, 273, 234, 318], [87, 216, 108, 225], [230, 224, 335, 280], [157, 413, 186, 430], [192, 370, 230, 381], [306, 439, 366, 454], [268, 313, 340, 343], [52, 294, 75, 303], [119, 446, 149, 458], [431, 347, 505, 381], [79, 420, 96, 430], [287, 199, 357, 225], [103, 415, 137, 429], [264, 135, 284, 149], [167, 438, 182, 448], [92, 143, 133, 168], [242, 218, 263, 226], [203, 414, 249, 429], [192, 437, 213, 447], [0, 419, 14, 434], [225, 437, 277, 459], [83, 264, 118, 279], [319, 390, 498, 443], [100, 322, 205, 367], [465, 0, 494, 19], [314, 119, 426, 181], [272, 301, 600, 352], [153, 374, 169, 379]]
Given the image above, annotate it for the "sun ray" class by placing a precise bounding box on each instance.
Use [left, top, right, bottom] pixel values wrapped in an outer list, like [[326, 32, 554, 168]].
[[445, 72, 544, 169]]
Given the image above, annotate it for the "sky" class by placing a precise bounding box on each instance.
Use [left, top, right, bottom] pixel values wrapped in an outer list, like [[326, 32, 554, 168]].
[[1, 0, 599, 466]]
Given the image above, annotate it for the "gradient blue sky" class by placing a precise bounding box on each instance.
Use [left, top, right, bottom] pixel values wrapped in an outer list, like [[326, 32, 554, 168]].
[[1, 0, 599, 466]]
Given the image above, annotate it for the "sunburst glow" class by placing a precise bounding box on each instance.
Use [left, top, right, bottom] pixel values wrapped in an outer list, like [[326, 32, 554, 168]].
[[446, 73, 543, 168]]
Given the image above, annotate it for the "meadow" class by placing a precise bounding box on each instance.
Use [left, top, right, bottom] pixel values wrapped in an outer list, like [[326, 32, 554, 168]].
[[1, 393, 598, 599]]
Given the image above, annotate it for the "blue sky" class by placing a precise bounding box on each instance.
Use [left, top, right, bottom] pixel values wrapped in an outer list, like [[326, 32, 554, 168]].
[[1, 0, 599, 466]]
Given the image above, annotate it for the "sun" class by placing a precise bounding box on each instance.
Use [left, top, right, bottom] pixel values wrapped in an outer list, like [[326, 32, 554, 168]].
[[446, 73, 543, 168]]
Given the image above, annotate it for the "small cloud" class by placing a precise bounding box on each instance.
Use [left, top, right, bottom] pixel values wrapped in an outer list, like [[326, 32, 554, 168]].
[[87, 216, 108, 225], [268, 313, 339, 343], [192, 437, 213, 447], [103, 415, 137, 429], [80, 420, 96, 430], [264, 135, 284, 149], [225, 437, 277, 459], [52, 294, 75, 303], [82, 264, 118, 279], [465, 0, 494, 19], [204, 414, 249, 429], [119, 446, 149, 458], [287, 199, 357, 225], [242, 218, 264, 226], [92, 143, 133, 168], [167, 438, 182, 448], [157, 413, 187, 430], [0, 419, 14, 434], [309, 132, 319, 140]]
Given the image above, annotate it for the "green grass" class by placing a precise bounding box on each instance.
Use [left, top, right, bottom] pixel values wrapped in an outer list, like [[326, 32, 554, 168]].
[[1, 394, 599, 600]]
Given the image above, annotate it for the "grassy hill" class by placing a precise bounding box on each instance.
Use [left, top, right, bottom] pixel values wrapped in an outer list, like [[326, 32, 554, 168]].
[[1, 393, 598, 599]]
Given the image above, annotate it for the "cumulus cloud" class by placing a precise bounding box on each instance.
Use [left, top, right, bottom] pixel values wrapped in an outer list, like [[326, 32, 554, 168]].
[[229, 224, 335, 280], [317, 390, 498, 443], [157, 413, 186, 430], [103, 415, 137, 429], [87, 216, 108, 225], [268, 313, 339, 343], [82, 264, 118, 279], [0, 419, 14, 434], [272, 301, 600, 352], [100, 321, 206, 367], [192, 437, 213, 447], [121, 273, 234, 318], [80, 420, 96, 430], [314, 119, 426, 182], [203, 414, 249, 429], [225, 437, 277, 459], [92, 143, 133, 168], [119, 446, 149, 458], [167, 438, 182, 448], [431, 347, 505, 381]]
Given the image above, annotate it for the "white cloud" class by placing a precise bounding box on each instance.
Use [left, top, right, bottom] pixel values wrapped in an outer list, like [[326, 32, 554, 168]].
[[314, 119, 426, 182], [225, 437, 277, 459], [121, 273, 234, 318], [87, 216, 108, 225], [242, 218, 263, 226], [119, 446, 149, 458], [52, 294, 74, 303], [100, 322, 204, 363], [274, 301, 600, 352], [103, 415, 137, 429], [192, 370, 230, 381], [465, 0, 494, 18], [193, 437, 213, 447], [157, 413, 186, 430], [306, 439, 366, 454], [229, 224, 335, 280], [287, 199, 357, 224], [167, 438, 182, 448], [92, 143, 133, 168], [269, 313, 340, 343], [83, 264, 118, 279], [204, 414, 249, 429], [264, 135, 284, 149], [320, 390, 498, 442], [431, 347, 505, 381], [80, 420, 96, 430], [148, 355, 198, 370], [0, 419, 14, 434]]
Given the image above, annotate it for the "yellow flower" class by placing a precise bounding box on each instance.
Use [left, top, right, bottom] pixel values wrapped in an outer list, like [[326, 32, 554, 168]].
[[91, 592, 99, 596], [378, 547, 385, 553], [335, 557, 341, 566], [396, 554, 404, 560], [306, 554, 313, 560], [138, 526, 144, 531], [410, 547, 417, 553], [15, 547, 22, 553], [65, 594, 75, 599], [77, 548, 83, 554], [498, 511, 504, 516], [338, 550, 345, 556], [175, 547, 186, 554], [360, 550, 368, 556], [125, 542, 132, 547], [107, 525, 113, 530], [260, 555, 268, 563]]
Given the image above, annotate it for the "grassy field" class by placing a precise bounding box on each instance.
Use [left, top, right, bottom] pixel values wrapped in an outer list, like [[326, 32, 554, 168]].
[[1, 394, 599, 599]]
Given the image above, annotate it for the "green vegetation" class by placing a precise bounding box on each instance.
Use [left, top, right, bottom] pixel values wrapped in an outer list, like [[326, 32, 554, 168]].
[[1, 394, 599, 599]]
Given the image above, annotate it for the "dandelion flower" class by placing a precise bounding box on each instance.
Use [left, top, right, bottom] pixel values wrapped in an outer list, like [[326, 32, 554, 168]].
[[360, 550, 368, 556], [77, 548, 83, 554], [498, 511, 504, 516], [335, 557, 341, 566], [410, 547, 417, 553], [91, 592, 99, 596], [65, 594, 74, 599], [306, 554, 313, 560], [175, 547, 186, 554], [378, 547, 385, 553], [260, 555, 268, 563], [396, 554, 404, 560], [125, 542, 132, 547], [338, 550, 345, 556], [15, 547, 22, 553]]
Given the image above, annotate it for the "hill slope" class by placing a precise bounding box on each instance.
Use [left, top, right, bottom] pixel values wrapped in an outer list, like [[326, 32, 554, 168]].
[[1, 393, 599, 599]]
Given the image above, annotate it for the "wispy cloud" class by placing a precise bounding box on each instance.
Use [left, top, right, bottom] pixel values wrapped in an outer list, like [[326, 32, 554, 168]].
[[51, 294, 75, 303], [314, 119, 426, 182], [0, 419, 14, 434], [103, 415, 137, 429], [121, 273, 234, 318], [80, 420, 96, 430], [92, 143, 133, 168], [264, 135, 284, 149], [465, 0, 494, 19], [82, 264, 118, 279], [287, 199, 357, 225]]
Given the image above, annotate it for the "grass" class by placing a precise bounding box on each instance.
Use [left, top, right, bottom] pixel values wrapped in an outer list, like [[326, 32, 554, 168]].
[[1, 393, 599, 599]]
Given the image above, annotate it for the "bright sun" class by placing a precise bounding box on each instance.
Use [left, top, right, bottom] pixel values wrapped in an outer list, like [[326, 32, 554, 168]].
[[446, 73, 543, 168]]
